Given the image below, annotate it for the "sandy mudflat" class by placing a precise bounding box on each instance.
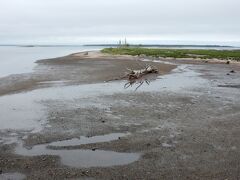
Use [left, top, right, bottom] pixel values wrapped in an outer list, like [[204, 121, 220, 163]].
[[0, 51, 240, 179], [0, 51, 176, 96]]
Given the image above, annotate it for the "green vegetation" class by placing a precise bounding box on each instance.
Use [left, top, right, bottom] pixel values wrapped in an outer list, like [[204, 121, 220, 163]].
[[101, 47, 240, 61]]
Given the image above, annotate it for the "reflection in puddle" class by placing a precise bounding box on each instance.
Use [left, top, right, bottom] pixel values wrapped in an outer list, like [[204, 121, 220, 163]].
[[124, 74, 158, 91], [0, 136, 18, 145], [0, 65, 207, 132], [49, 133, 127, 147], [15, 133, 140, 168], [0, 172, 26, 180], [218, 84, 240, 89]]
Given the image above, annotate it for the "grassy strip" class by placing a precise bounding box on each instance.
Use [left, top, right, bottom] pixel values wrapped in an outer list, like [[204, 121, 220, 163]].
[[101, 47, 240, 61]]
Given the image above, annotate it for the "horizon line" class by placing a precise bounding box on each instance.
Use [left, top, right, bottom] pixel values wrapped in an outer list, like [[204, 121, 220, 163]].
[[0, 44, 237, 48]]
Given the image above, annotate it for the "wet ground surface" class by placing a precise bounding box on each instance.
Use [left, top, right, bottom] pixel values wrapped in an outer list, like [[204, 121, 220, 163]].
[[0, 64, 205, 133], [0, 52, 240, 179], [15, 133, 140, 168], [0, 172, 26, 180]]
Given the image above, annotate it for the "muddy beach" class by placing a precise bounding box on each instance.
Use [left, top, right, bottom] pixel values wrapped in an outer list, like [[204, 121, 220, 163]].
[[0, 51, 240, 179]]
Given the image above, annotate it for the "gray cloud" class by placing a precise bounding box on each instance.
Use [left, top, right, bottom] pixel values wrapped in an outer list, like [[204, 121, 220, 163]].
[[0, 0, 240, 45]]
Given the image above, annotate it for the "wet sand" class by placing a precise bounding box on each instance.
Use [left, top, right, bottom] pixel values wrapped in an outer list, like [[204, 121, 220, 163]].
[[0, 51, 240, 179], [0, 51, 175, 96]]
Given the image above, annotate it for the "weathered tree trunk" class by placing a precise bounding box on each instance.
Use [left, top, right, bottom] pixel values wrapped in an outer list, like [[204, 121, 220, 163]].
[[105, 65, 158, 91], [126, 65, 158, 80]]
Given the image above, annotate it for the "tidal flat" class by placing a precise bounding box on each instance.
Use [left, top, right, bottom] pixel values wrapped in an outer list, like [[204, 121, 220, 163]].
[[0, 49, 240, 179]]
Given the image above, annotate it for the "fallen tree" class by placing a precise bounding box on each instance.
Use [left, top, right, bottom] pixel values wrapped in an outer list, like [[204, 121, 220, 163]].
[[123, 65, 158, 90], [105, 64, 159, 90], [125, 65, 158, 80]]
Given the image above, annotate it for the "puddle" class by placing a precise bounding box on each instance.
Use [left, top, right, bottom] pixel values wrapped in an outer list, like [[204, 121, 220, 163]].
[[162, 143, 174, 148], [0, 95, 45, 132], [0, 65, 207, 132], [0, 172, 26, 180], [124, 73, 159, 91], [49, 133, 127, 147], [142, 58, 177, 65], [218, 84, 240, 89], [0, 136, 18, 145], [15, 145, 140, 168], [15, 133, 140, 168], [38, 80, 71, 86]]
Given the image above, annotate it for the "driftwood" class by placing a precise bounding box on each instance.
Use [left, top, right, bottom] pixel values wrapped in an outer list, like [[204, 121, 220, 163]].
[[124, 65, 158, 91], [125, 65, 158, 80], [105, 64, 159, 91]]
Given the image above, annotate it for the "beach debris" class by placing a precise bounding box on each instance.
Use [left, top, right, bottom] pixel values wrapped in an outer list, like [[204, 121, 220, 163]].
[[83, 52, 88, 56], [125, 65, 158, 80], [124, 65, 158, 91], [226, 60, 231, 64], [105, 64, 159, 90]]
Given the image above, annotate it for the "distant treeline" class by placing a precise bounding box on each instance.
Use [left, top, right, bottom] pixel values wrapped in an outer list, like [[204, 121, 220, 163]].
[[85, 44, 233, 48], [101, 47, 240, 61]]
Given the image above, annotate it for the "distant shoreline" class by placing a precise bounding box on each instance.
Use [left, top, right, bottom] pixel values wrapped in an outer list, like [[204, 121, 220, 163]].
[[0, 44, 238, 48], [101, 47, 240, 61], [85, 44, 234, 48]]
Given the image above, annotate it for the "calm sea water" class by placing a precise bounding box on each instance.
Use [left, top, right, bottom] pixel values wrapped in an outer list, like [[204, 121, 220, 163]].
[[0, 45, 239, 78], [0, 46, 104, 77]]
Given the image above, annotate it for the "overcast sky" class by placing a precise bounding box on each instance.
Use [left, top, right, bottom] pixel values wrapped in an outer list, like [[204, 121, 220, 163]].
[[0, 0, 240, 45]]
